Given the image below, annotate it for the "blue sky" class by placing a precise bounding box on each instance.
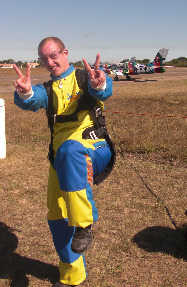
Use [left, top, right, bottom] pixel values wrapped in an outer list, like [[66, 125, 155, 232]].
[[0, 0, 186, 63]]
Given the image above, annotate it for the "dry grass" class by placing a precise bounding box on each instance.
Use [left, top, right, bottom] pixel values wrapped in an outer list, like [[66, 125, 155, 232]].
[[0, 67, 187, 287]]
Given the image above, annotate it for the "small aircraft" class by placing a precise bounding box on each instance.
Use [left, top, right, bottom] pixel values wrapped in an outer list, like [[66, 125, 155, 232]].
[[109, 48, 169, 81]]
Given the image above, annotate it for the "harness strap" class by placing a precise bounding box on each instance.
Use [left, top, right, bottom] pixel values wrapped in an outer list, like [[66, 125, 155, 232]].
[[43, 80, 55, 164], [82, 121, 116, 185], [89, 105, 116, 184]]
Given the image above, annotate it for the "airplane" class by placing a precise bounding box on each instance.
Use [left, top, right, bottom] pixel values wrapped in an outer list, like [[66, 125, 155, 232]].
[[108, 48, 169, 81]]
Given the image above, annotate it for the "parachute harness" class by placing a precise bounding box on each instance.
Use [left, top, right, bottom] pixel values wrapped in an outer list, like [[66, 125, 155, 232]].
[[44, 69, 116, 185]]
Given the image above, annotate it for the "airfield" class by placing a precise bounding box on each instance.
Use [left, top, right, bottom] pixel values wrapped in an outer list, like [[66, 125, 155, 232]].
[[0, 67, 186, 286]]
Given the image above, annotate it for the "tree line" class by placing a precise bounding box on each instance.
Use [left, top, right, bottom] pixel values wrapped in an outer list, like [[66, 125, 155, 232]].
[[0, 57, 187, 67], [164, 57, 187, 67]]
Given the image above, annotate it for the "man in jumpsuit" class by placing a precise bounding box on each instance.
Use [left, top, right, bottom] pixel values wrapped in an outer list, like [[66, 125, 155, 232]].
[[13, 36, 113, 286]]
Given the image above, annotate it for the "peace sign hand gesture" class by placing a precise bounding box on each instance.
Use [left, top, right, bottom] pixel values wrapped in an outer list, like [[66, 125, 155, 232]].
[[13, 63, 32, 95], [82, 53, 106, 89]]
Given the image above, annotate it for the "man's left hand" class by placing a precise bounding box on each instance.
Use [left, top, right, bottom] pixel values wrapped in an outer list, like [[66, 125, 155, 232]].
[[82, 53, 106, 89]]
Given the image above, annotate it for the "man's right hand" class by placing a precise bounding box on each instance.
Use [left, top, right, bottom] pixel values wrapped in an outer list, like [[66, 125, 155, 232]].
[[13, 63, 32, 94]]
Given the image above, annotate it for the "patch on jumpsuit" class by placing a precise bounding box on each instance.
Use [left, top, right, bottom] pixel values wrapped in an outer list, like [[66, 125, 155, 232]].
[[85, 155, 93, 186]]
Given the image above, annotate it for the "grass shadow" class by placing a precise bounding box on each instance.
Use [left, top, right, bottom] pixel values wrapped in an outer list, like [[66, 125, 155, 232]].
[[132, 79, 158, 82], [0, 222, 59, 287], [113, 77, 158, 82], [132, 225, 187, 261]]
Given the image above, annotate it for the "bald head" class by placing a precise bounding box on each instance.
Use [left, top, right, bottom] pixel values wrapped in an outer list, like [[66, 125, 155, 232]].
[[38, 36, 69, 77], [38, 37, 66, 56]]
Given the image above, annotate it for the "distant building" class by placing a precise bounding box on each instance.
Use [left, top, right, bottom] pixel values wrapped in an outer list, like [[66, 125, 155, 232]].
[[0, 62, 40, 69], [0, 64, 13, 68]]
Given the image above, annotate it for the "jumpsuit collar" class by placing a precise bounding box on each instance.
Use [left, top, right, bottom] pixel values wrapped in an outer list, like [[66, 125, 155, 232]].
[[51, 64, 75, 81]]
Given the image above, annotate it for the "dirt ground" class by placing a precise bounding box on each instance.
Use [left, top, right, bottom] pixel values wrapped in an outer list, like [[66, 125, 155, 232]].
[[0, 67, 186, 287]]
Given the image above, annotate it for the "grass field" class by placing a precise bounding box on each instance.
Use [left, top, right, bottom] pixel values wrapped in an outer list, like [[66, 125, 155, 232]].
[[0, 67, 187, 287]]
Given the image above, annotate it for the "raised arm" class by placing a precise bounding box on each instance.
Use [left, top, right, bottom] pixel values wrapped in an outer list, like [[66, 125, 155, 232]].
[[13, 64, 48, 111]]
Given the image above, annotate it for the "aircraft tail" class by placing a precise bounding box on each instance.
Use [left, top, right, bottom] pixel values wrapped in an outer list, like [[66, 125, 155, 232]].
[[153, 48, 169, 72]]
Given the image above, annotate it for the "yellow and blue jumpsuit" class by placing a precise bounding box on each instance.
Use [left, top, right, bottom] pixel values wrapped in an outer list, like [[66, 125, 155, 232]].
[[14, 65, 113, 286]]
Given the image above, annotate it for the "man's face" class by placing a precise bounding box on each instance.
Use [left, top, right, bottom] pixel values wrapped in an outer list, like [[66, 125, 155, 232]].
[[39, 40, 69, 76]]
